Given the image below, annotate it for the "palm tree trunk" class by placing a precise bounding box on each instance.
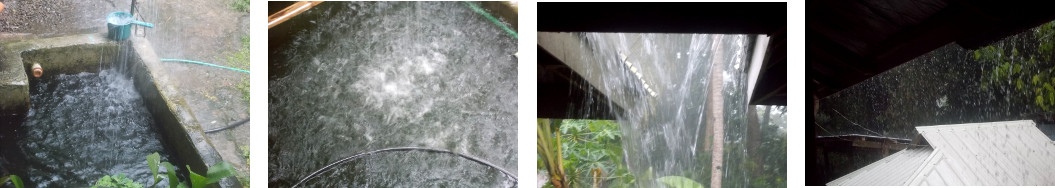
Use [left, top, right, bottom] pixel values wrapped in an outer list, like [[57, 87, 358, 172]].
[[747, 106, 761, 176], [708, 35, 727, 188]]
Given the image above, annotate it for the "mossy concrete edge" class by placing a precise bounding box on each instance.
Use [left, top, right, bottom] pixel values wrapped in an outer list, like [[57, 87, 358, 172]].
[[130, 37, 242, 188], [0, 34, 113, 117]]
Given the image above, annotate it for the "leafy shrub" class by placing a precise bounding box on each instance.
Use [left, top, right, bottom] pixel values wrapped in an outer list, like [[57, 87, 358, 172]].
[[93, 152, 236, 188]]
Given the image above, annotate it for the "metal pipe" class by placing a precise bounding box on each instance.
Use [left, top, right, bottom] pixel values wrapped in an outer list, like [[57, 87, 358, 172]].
[[268, 1, 324, 29]]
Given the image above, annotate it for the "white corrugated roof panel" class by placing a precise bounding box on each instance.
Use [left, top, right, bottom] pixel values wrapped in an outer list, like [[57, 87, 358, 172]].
[[826, 147, 933, 186], [910, 120, 1055, 185], [827, 120, 1055, 186]]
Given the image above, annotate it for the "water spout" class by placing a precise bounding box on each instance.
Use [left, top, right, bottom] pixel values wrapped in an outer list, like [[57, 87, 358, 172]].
[[31, 63, 42, 78]]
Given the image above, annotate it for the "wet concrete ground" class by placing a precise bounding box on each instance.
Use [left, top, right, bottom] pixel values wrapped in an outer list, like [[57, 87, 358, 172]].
[[0, 0, 251, 184]]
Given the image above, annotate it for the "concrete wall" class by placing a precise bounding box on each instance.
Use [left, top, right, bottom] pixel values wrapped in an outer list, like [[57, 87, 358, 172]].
[[0, 34, 113, 117], [21, 43, 121, 76], [129, 37, 240, 187]]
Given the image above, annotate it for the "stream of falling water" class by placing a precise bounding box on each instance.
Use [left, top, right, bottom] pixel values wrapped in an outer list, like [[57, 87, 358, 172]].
[[268, 2, 517, 187], [568, 33, 757, 187]]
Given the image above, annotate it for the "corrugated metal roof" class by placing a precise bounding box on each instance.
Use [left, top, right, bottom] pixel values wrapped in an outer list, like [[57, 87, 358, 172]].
[[909, 120, 1055, 185], [826, 147, 933, 186], [828, 120, 1055, 186]]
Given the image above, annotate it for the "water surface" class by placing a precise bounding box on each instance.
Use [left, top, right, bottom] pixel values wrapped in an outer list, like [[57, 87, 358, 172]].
[[1, 68, 178, 187], [268, 2, 517, 187]]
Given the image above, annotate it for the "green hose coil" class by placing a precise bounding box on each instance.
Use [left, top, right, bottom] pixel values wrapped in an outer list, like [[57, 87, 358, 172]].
[[159, 59, 249, 74], [462, 1, 518, 39]]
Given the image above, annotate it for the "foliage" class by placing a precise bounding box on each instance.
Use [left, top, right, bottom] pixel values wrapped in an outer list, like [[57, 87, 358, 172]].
[[1, 175, 23, 188], [974, 21, 1055, 112], [240, 145, 250, 164], [747, 136, 787, 188], [558, 119, 634, 188], [92, 174, 143, 188], [228, 35, 251, 104], [538, 119, 635, 188], [93, 152, 237, 188], [230, 0, 250, 13], [754, 107, 788, 188], [715, 106, 787, 188], [750, 107, 787, 188], [657, 176, 705, 188], [1036, 21, 1055, 61], [539, 106, 785, 188], [146, 152, 163, 187], [538, 119, 569, 188], [238, 145, 250, 188], [202, 163, 237, 185]]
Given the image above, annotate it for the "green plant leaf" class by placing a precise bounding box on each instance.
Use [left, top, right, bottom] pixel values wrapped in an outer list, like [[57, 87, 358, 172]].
[[1038, 95, 1046, 106], [657, 176, 705, 188], [93, 174, 143, 188], [1049, 90, 1055, 105], [205, 162, 237, 184], [188, 166, 207, 188], [163, 162, 178, 188], [120, 175, 143, 188], [147, 152, 161, 183], [92, 175, 113, 188], [8, 175, 23, 188], [1016, 79, 1025, 91]]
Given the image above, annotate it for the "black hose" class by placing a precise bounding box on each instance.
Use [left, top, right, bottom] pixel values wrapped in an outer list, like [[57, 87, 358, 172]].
[[204, 118, 249, 133], [291, 147, 518, 187]]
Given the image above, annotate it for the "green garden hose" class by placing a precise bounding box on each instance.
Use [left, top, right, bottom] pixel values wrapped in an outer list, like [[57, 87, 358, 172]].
[[159, 59, 249, 74], [462, 1, 517, 39]]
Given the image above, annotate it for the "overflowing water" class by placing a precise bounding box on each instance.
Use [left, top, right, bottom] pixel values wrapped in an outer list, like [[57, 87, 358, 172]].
[[561, 33, 785, 187], [268, 2, 516, 187], [107, 13, 134, 25], [0, 68, 179, 187]]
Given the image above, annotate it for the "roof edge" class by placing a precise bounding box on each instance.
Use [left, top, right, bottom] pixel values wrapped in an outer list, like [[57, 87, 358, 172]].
[[915, 120, 1035, 132]]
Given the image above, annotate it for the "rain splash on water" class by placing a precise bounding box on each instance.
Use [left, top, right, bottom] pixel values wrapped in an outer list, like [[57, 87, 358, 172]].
[[0, 66, 178, 187], [268, 2, 517, 187], [568, 33, 765, 187]]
